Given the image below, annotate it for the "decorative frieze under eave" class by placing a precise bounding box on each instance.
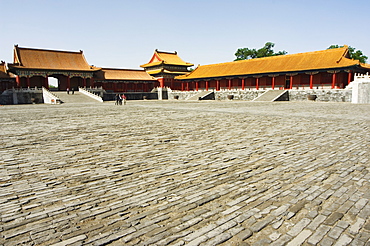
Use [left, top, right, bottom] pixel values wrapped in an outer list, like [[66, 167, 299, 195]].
[[95, 80, 156, 83], [176, 66, 361, 83], [13, 69, 95, 78]]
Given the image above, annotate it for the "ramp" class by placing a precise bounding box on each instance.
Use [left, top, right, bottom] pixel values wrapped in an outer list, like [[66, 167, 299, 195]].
[[252, 90, 289, 102], [53, 91, 101, 104], [186, 91, 215, 101]]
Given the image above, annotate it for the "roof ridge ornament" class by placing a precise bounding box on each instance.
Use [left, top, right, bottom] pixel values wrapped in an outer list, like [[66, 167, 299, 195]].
[[336, 45, 349, 64]]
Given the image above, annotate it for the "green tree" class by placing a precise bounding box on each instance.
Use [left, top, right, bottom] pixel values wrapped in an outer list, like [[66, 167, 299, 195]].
[[234, 42, 287, 61], [327, 45, 368, 63]]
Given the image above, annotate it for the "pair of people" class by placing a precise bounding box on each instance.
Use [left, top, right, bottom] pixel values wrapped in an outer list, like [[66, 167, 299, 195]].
[[66, 88, 74, 94], [115, 94, 126, 105]]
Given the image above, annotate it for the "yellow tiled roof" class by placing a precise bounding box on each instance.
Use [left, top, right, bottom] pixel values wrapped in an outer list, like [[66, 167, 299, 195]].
[[9, 46, 100, 71], [177, 46, 363, 80], [95, 68, 157, 81], [360, 63, 370, 69], [141, 50, 193, 68], [146, 68, 189, 75], [146, 69, 163, 75]]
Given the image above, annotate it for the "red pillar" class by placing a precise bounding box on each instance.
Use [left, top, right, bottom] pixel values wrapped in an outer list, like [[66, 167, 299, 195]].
[[347, 72, 352, 86], [331, 73, 336, 89], [157, 78, 164, 88], [290, 76, 293, 89], [181, 82, 184, 91], [16, 75, 21, 87], [44, 76, 49, 89], [256, 78, 259, 90], [228, 79, 232, 90], [26, 76, 30, 87], [216, 80, 220, 91], [195, 81, 199, 91], [241, 78, 245, 90], [205, 81, 209, 91], [67, 76, 71, 89], [272, 77, 275, 90], [186, 82, 189, 91], [309, 74, 313, 89]]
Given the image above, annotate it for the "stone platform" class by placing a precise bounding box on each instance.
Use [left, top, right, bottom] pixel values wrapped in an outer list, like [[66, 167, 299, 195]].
[[0, 100, 369, 245]]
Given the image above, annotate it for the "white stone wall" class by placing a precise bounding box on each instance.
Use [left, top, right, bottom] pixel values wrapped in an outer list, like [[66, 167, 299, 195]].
[[351, 73, 370, 104], [170, 89, 352, 102]]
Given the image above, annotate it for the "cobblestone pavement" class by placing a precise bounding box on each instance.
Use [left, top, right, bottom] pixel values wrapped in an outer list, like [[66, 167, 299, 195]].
[[0, 100, 369, 246]]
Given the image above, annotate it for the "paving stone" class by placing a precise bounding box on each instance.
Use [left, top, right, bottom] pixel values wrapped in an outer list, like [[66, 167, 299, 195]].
[[252, 238, 272, 246], [307, 214, 327, 230], [349, 218, 366, 235], [186, 235, 208, 246], [308, 224, 331, 245], [203, 232, 232, 245], [250, 215, 275, 232], [269, 232, 281, 241], [287, 218, 311, 237], [270, 234, 293, 246], [1, 101, 369, 246], [49, 234, 87, 246], [325, 212, 344, 226], [333, 234, 353, 246], [337, 220, 350, 229], [184, 223, 217, 242], [235, 229, 253, 241], [286, 229, 312, 246]]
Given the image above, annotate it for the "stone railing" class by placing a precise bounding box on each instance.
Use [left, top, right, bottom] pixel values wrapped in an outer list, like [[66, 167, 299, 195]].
[[353, 72, 370, 82], [78, 87, 103, 102]]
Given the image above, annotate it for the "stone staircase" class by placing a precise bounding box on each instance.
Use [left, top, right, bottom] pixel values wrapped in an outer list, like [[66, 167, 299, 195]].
[[53, 91, 101, 104], [252, 90, 289, 102], [186, 91, 215, 100]]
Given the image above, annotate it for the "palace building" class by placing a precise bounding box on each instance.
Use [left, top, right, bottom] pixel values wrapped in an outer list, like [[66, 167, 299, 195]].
[[140, 49, 193, 90], [94, 68, 158, 92], [7, 45, 100, 90], [176, 46, 370, 91]]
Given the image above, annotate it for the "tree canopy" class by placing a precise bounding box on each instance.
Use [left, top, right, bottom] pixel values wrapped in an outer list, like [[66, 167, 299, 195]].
[[327, 45, 368, 63], [234, 42, 287, 61]]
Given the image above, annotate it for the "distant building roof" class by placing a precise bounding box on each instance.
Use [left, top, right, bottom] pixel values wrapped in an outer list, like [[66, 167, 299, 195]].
[[177, 46, 368, 80], [141, 50, 193, 68], [0, 61, 15, 79], [8, 45, 100, 72], [95, 68, 157, 81]]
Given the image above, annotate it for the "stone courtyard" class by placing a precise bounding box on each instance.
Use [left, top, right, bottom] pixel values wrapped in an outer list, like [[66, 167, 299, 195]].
[[0, 100, 369, 246]]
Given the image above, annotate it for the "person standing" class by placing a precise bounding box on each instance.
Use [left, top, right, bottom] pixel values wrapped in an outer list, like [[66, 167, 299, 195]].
[[115, 94, 120, 105], [122, 94, 126, 105], [119, 94, 123, 105], [67, 88, 70, 94]]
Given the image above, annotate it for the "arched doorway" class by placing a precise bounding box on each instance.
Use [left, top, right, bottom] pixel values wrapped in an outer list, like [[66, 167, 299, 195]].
[[48, 77, 58, 90]]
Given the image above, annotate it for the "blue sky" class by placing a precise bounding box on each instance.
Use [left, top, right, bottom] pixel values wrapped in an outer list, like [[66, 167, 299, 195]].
[[1, 0, 369, 69]]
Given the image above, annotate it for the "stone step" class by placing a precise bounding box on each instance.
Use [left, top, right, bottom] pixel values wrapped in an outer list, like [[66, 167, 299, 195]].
[[252, 90, 288, 101], [52, 91, 100, 104], [186, 91, 214, 100]]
